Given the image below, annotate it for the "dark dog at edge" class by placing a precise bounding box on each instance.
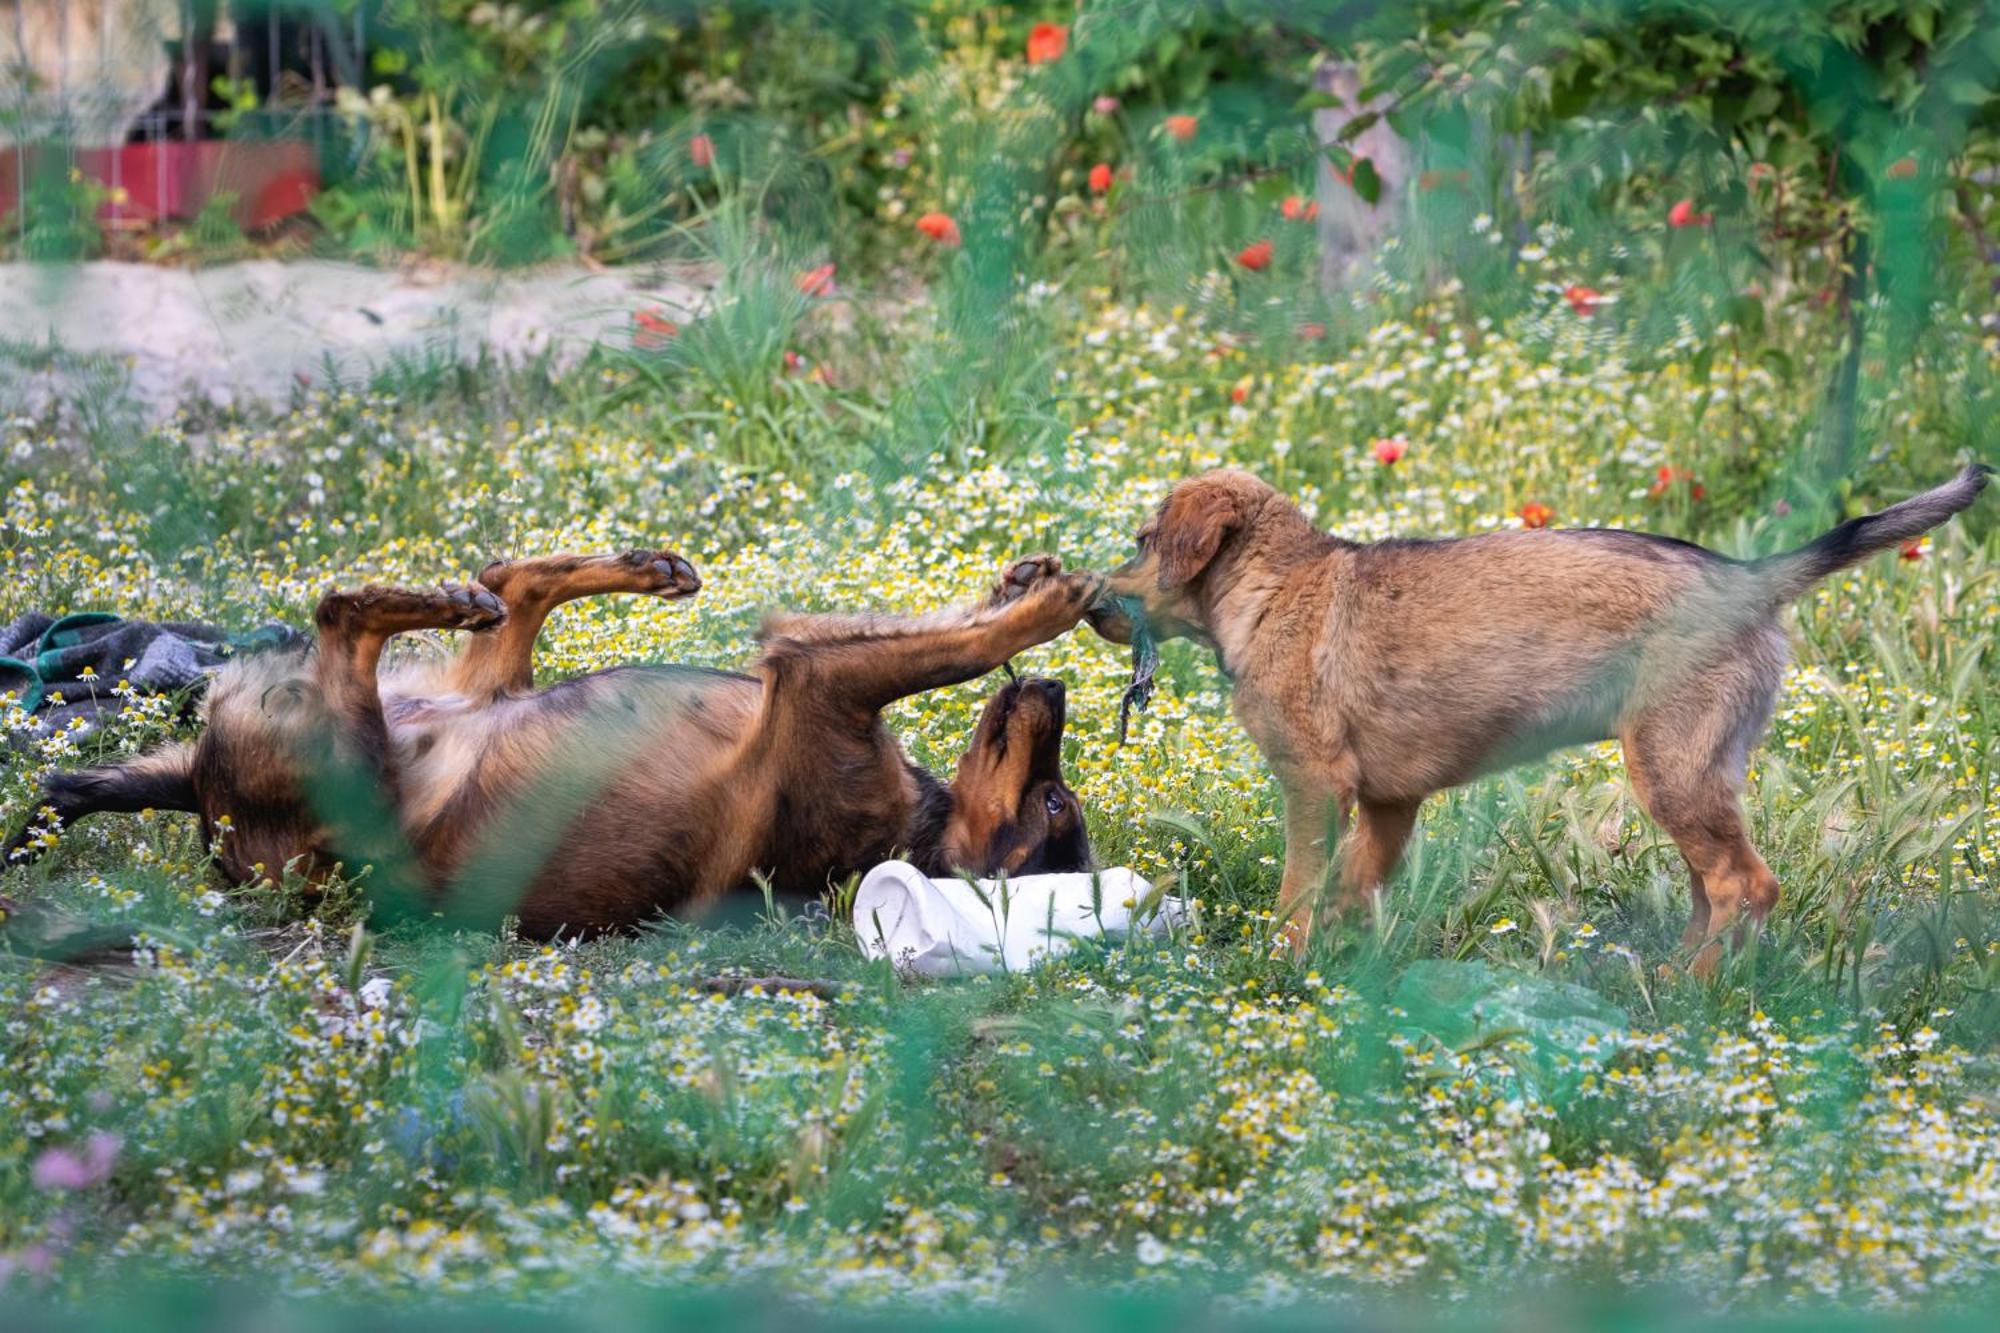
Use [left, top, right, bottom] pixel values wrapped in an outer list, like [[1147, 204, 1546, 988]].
[[5, 550, 1103, 935], [1087, 465, 1989, 971]]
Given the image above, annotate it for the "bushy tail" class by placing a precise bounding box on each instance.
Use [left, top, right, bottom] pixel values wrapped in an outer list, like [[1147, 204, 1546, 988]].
[[3, 740, 199, 867], [1758, 464, 1990, 604]]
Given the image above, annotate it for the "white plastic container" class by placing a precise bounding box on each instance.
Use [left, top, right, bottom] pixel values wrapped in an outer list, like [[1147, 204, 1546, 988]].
[[853, 860, 1181, 976]]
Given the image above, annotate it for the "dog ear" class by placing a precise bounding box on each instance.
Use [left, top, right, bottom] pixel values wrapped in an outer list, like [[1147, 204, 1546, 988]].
[[1153, 483, 1243, 589]]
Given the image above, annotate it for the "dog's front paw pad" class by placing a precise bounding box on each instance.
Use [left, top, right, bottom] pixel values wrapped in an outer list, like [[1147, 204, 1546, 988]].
[[440, 582, 508, 631], [995, 555, 1063, 603], [624, 548, 702, 598]]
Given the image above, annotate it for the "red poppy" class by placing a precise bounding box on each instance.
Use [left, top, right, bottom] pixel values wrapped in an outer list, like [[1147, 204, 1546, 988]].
[[1230, 381, 1250, 404], [1165, 114, 1199, 142], [1088, 162, 1113, 194], [915, 211, 962, 246], [1667, 198, 1711, 228], [783, 350, 804, 374], [1886, 155, 1919, 181], [1563, 284, 1603, 317], [1372, 437, 1407, 466], [1649, 465, 1704, 500], [633, 308, 679, 349], [1899, 537, 1925, 561], [1236, 239, 1273, 271], [1518, 502, 1554, 529], [1299, 321, 1327, 340], [1025, 22, 1068, 65], [689, 134, 715, 169], [795, 263, 836, 297], [1280, 194, 1319, 222]]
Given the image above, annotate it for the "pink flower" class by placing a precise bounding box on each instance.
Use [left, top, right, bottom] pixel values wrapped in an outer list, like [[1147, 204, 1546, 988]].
[[32, 1133, 118, 1191], [1372, 437, 1407, 466], [1093, 95, 1122, 116], [688, 134, 715, 170], [0, 1244, 56, 1282]]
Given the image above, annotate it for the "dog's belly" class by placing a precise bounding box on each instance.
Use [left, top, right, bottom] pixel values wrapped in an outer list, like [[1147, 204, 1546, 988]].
[[1338, 639, 1639, 799], [387, 669, 764, 929], [443, 671, 918, 935]]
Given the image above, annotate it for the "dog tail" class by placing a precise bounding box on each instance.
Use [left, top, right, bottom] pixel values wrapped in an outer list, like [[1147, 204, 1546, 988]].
[[1757, 465, 1989, 605], [3, 741, 200, 867]]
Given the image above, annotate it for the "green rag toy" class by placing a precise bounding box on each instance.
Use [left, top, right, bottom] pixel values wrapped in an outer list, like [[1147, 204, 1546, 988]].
[[1112, 595, 1157, 745]]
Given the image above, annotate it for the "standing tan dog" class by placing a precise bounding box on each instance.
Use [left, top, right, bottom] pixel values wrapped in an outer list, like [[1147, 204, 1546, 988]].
[[1087, 465, 1989, 967]]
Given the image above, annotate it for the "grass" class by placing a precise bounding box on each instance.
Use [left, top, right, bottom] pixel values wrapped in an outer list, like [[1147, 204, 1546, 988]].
[[0, 273, 1997, 1313]]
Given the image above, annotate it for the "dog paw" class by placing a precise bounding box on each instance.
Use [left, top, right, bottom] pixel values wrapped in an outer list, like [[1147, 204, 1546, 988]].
[[439, 582, 508, 631], [620, 548, 702, 598], [993, 554, 1064, 603], [994, 555, 1103, 612]]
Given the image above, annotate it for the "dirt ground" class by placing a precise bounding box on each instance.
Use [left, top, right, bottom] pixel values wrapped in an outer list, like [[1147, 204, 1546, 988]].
[[0, 259, 704, 421]]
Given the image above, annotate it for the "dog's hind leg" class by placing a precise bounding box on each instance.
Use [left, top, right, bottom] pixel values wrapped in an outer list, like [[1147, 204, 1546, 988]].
[[313, 583, 507, 795], [4, 740, 198, 866], [442, 550, 700, 701], [1339, 797, 1421, 911], [1620, 655, 1782, 976]]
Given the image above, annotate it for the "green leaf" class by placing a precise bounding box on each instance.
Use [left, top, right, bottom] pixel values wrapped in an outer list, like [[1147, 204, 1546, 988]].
[[1945, 75, 1993, 107], [1352, 156, 1382, 205], [1336, 110, 1381, 142], [1294, 89, 1346, 112]]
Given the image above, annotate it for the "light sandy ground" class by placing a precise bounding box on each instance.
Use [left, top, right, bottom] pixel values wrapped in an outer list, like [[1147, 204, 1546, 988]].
[[0, 259, 705, 420]]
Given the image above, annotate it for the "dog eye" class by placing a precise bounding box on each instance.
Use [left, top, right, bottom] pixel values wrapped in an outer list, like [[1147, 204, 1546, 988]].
[[1044, 790, 1065, 816]]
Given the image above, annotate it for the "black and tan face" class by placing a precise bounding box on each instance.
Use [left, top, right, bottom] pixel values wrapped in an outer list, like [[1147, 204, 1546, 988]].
[[941, 677, 1091, 876]]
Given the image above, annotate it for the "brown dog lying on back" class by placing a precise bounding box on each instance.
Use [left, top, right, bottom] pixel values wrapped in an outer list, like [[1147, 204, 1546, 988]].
[[1088, 465, 1989, 969], [6, 550, 1102, 935]]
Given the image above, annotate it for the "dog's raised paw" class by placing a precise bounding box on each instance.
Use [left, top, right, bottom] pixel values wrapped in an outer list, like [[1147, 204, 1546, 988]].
[[439, 582, 508, 631], [994, 555, 1063, 603], [622, 548, 702, 598]]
